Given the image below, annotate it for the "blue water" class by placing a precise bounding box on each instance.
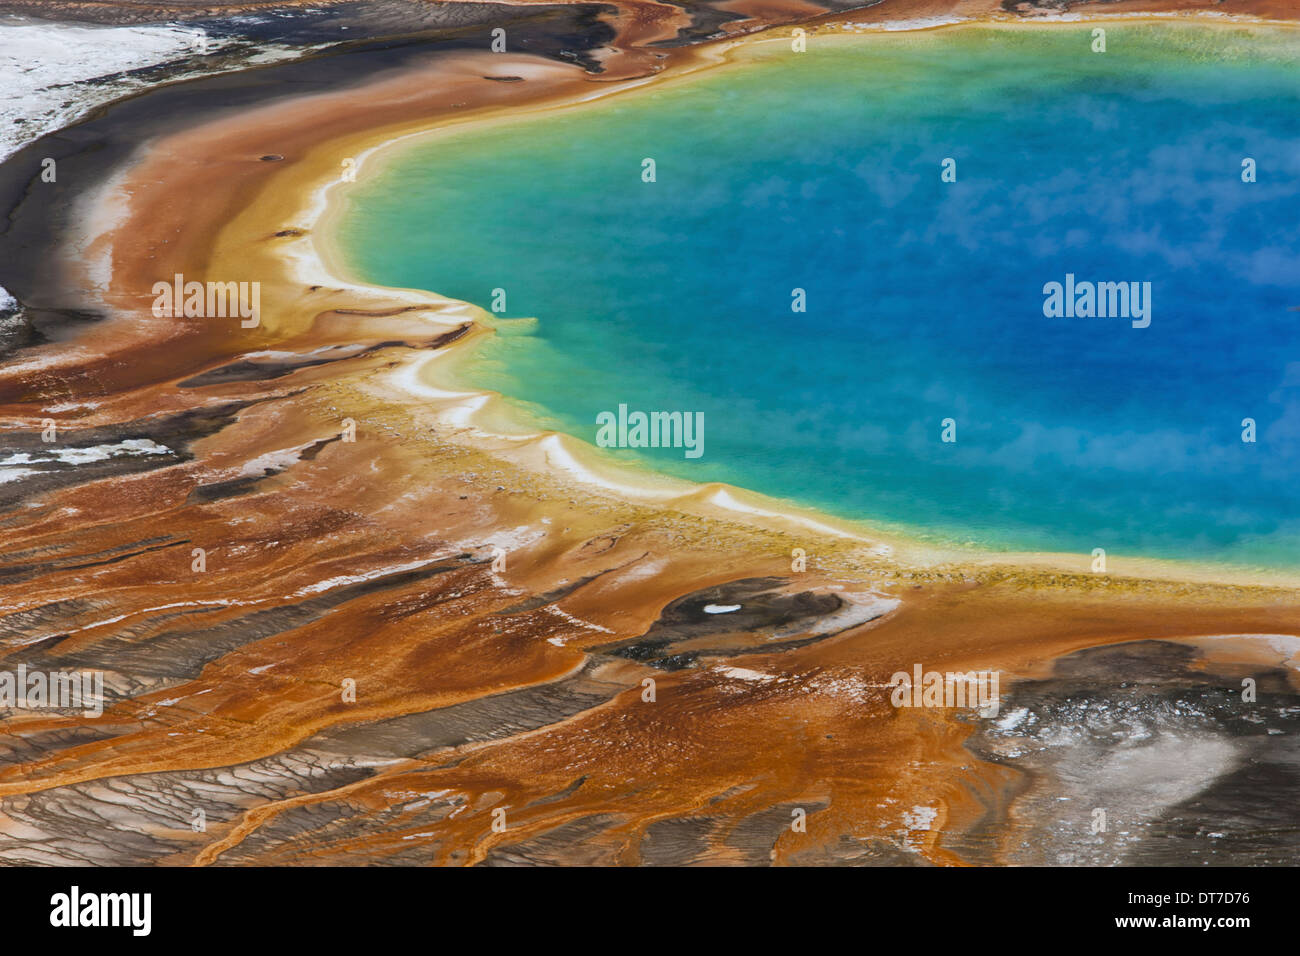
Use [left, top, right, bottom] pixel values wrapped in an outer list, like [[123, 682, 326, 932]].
[[338, 26, 1300, 567]]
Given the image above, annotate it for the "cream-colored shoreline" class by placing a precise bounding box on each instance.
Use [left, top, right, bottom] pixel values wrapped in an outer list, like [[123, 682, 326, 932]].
[[237, 16, 1300, 590]]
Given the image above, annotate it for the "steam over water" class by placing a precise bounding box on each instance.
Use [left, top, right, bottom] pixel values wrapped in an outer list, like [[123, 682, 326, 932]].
[[339, 25, 1300, 567]]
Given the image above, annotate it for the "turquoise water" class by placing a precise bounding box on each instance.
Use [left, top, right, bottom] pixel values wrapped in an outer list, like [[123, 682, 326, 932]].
[[338, 25, 1300, 566]]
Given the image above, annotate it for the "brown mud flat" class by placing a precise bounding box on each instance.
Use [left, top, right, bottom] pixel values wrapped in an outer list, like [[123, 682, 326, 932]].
[[0, 1, 1297, 865]]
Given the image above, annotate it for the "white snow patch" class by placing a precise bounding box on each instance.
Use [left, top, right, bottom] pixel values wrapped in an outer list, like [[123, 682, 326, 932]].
[[902, 806, 938, 831], [995, 707, 1030, 733], [0, 438, 170, 466], [716, 665, 776, 683], [293, 557, 448, 597], [0, 21, 215, 162], [0, 438, 171, 484], [0, 467, 39, 484], [237, 444, 308, 478], [615, 557, 669, 583], [0, 19, 315, 163], [545, 605, 613, 634], [41, 401, 101, 413]]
